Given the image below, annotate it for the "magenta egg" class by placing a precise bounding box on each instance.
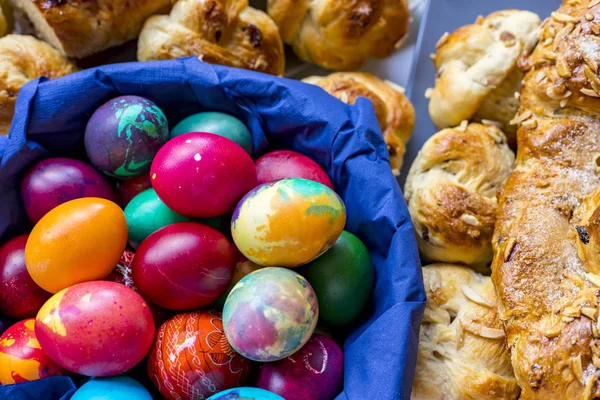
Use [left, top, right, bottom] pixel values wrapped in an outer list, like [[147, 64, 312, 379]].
[[20, 158, 118, 223], [132, 222, 235, 310], [0, 235, 51, 319], [256, 334, 344, 400], [255, 150, 333, 189], [150, 132, 257, 217]]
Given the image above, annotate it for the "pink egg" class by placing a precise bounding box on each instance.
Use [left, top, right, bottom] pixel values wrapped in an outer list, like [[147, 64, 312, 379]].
[[255, 150, 333, 189], [150, 132, 256, 218]]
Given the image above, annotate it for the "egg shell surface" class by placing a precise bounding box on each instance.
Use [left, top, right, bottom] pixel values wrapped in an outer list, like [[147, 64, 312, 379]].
[[25, 198, 127, 293], [84, 95, 169, 177], [231, 178, 346, 267], [215, 245, 264, 307], [71, 376, 152, 400], [148, 310, 252, 400], [150, 132, 257, 218], [20, 157, 118, 223], [0, 319, 66, 384], [116, 173, 152, 206], [207, 387, 284, 400], [171, 112, 253, 155], [223, 267, 318, 362], [0, 235, 51, 318], [35, 281, 155, 376], [255, 150, 333, 189]]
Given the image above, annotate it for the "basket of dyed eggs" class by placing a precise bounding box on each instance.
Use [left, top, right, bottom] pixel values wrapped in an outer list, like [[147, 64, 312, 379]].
[[0, 58, 425, 400]]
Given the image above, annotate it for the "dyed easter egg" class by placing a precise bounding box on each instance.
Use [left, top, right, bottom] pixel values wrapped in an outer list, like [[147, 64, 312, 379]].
[[116, 173, 152, 206], [151, 132, 257, 218], [0, 235, 51, 318], [35, 281, 154, 376], [148, 310, 252, 400], [215, 245, 264, 307], [85, 96, 169, 177], [301, 231, 374, 327], [171, 112, 253, 155], [223, 268, 318, 362], [255, 150, 333, 189], [71, 376, 152, 400], [20, 157, 118, 223], [133, 222, 234, 310], [207, 388, 284, 400], [0, 319, 66, 384], [256, 334, 344, 400], [231, 178, 346, 267], [25, 198, 127, 293]]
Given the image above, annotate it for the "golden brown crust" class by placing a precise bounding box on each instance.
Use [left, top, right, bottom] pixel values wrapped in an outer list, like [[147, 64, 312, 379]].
[[0, 34, 77, 135], [412, 264, 520, 400], [303, 72, 415, 173], [492, 1, 600, 398], [11, 0, 171, 58], [405, 123, 514, 270], [137, 0, 285, 76], [267, 0, 409, 70]]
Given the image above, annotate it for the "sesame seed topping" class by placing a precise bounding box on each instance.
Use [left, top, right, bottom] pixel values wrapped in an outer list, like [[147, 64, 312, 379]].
[[436, 32, 449, 48], [552, 12, 580, 24]]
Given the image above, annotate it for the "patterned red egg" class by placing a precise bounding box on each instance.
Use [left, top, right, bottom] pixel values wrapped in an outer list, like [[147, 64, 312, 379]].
[[256, 334, 344, 400], [150, 132, 257, 218], [255, 150, 333, 189], [132, 222, 235, 310], [116, 173, 153, 206], [0, 319, 66, 384], [20, 157, 118, 223], [0, 235, 51, 318], [35, 281, 155, 376], [148, 310, 252, 400]]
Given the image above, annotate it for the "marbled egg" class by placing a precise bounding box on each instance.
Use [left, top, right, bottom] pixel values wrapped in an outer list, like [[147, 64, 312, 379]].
[[171, 112, 253, 155], [0, 235, 51, 319], [20, 157, 118, 223], [133, 222, 234, 310], [215, 245, 264, 308], [207, 387, 284, 400], [223, 268, 318, 362], [0, 319, 66, 384], [85, 96, 169, 177], [35, 281, 155, 376], [148, 310, 252, 400], [150, 132, 256, 218], [71, 376, 152, 400], [255, 150, 333, 189], [231, 178, 346, 267], [256, 334, 344, 400], [25, 198, 127, 293], [116, 173, 152, 206]]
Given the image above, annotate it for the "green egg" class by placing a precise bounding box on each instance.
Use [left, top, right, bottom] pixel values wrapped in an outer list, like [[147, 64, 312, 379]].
[[170, 112, 253, 155], [124, 188, 222, 248], [300, 231, 374, 327]]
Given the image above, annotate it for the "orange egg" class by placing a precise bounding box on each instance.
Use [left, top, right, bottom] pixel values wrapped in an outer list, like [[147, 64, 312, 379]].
[[25, 198, 127, 293]]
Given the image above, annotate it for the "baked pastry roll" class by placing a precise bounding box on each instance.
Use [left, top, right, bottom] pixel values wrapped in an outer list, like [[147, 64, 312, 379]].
[[428, 10, 540, 145], [303, 72, 415, 173], [267, 0, 409, 71], [11, 0, 171, 58], [405, 123, 514, 270], [412, 264, 519, 400], [138, 0, 285, 76], [0, 34, 77, 135]]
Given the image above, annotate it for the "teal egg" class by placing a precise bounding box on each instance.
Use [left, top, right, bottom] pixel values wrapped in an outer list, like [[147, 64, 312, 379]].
[[71, 376, 152, 400], [124, 188, 222, 248], [207, 387, 284, 400], [171, 112, 253, 155]]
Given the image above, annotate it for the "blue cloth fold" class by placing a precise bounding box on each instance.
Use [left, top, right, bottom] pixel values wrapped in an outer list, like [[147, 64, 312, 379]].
[[0, 58, 425, 400]]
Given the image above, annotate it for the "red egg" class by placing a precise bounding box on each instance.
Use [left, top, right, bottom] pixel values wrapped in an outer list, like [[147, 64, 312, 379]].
[[0, 235, 51, 318], [255, 150, 333, 189], [116, 173, 153, 206], [150, 132, 257, 217], [133, 222, 235, 310], [35, 281, 155, 377], [148, 310, 252, 400], [0, 319, 66, 384]]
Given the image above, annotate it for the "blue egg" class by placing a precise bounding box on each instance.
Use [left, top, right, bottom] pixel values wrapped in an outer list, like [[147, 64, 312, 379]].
[[71, 376, 152, 400], [207, 387, 285, 400]]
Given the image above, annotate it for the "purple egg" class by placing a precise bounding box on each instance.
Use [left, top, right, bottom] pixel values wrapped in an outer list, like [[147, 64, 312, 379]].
[[256, 334, 344, 400], [20, 158, 118, 223], [85, 96, 169, 178]]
